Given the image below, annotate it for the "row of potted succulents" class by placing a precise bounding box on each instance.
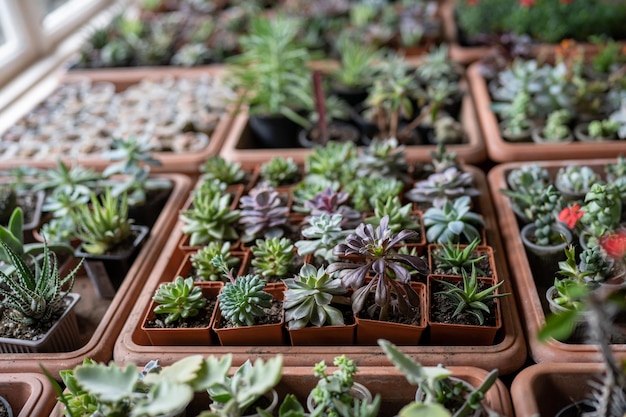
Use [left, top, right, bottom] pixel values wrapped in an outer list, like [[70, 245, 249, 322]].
[[73, 0, 444, 69], [43, 340, 512, 417], [0, 135, 192, 374], [114, 141, 526, 374]]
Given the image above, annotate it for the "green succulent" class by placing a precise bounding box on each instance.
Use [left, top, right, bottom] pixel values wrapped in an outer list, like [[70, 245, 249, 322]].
[[0, 240, 82, 325], [190, 242, 240, 282], [555, 165, 601, 194], [578, 246, 611, 284], [588, 119, 619, 139], [72, 189, 133, 255], [432, 238, 487, 277], [200, 156, 246, 185], [283, 264, 347, 330], [345, 176, 403, 213], [152, 276, 207, 325], [422, 196, 485, 244], [305, 141, 358, 186], [435, 266, 508, 326], [180, 192, 240, 246], [540, 109, 572, 142], [523, 185, 564, 246], [251, 237, 294, 279], [333, 35, 382, 89], [33, 159, 102, 198], [580, 183, 622, 245], [365, 196, 419, 234], [217, 274, 273, 327], [259, 157, 300, 187], [415, 45, 460, 84], [295, 214, 349, 263], [357, 138, 410, 183]]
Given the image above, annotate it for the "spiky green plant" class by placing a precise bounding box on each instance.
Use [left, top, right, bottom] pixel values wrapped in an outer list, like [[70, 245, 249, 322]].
[[33, 159, 102, 197], [251, 237, 294, 278], [365, 196, 419, 233], [152, 276, 207, 325], [332, 35, 381, 89], [259, 157, 300, 187], [283, 264, 347, 330], [435, 266, 507, 326], [200, 156, 245, 185], [344, 176, 403, 213], [357, 138, 410, 183], [0, 240, 82, 325], [305, 141, 358, 186], [72, 189, 133, 255], [432, 238, 487, 276], [190, 242, 240, 282], [180, 192, 240, 246]]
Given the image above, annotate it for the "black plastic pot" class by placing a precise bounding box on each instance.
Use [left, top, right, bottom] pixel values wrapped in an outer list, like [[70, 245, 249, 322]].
[[330, 83, 369, 108], [554, 401, 595, 417], [128, 187, 171, 229], [248, 114, 303, 149], [75, 224, 150, 298]]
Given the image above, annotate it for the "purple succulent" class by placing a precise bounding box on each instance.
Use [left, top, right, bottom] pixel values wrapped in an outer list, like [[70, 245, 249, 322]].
[[305, 187, 361, 228], [239, 184, 289, 243]]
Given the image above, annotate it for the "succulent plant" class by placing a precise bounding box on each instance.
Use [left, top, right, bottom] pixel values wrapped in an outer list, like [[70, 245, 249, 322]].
[[190, 241, 240, 282], [332, 34, 382, 90], [305, 141, 358, 186], [0, 185, 17, 225], [345, 176, 404, 213], [506, 163, 550, 191], [217, 273, 273, 327], [180, 192, 240, 246], [365, 196, 419, 234], [304, 187, 361, 229], [588, 119, 620, 139], [152, 276, 207, 325], [33, 159, 102, 198], [523, 185, 564, 246], [328, 216, 429, 321], [555, 165, 601, 194], [432, 115, 465, 145], [0, 240, 81, 325], [171, 43, 211, 67], [200, 156, 246, 185], [580, 183, 622, 245], [578, 246, 612, 284], [71, 188, 133, 255], [435, 266, 507, 326], [422, 196, 485, 244], [239, 184, 289, 243], [259, 157, 300, 187], [250, 237, 294, 279], [498, 89, 533, 137], [296, 214, 350, 263], [283, 264, 347, 330], [357, 138, 410, 183], [405, 167, 480, 209], [432, 237, 487, 277], [539, 109, 572, 142]]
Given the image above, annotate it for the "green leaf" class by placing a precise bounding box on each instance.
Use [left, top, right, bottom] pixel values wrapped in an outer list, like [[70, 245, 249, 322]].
[[74, 363, 139, 403], [538, 309, 581, 342], [131, 380, 193, 417], [399, 402, 451, 417]]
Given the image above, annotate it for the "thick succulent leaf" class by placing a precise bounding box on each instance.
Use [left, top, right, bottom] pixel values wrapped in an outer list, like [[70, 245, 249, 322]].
[[74, 363, 138, 403], [131, 380, 193, 417]]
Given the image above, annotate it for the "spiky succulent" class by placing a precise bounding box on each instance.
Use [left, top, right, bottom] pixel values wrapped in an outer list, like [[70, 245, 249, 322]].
[[251, 237, 294, 278], [238, 184, 289, 243], [0, 240, 82, 325], [296, 214, 350, 263], [431, 237, 487, 276], [217, 274, 273, 327], [405, 167, 480, 209], [365, 196, 419, 233], [190, 241, 240, 282], [435, 266, 507, 326], [180, 192, 240, 246], [305, 187, 361, 229], [422, 196, 485, 244], [259, 157, 300, 186], [357, 138, 410, 182], [72, 189, 133, 255], [328, 216, 429, 321], [194, 178, 228, 199], [283, 264, 347, 330], [0, 185, 17, 224], [152, 276, 207, 325], [200, 156, 245, 185], [33, 159, 102, 197]]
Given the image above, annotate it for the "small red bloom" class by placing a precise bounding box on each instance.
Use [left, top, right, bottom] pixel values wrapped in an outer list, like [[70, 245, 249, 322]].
[[560, 0, 573, 3], [519, 0, 535, 6], [467, 0, 479, 4], [600, 230, 626, 261], [558, 204, 584, 229]]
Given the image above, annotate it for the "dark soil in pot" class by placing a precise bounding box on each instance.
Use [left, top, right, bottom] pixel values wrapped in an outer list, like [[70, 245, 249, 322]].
[[0, 297, 70, 341], [144, 300, 216, 329], [218, 299, 283, 328], [430, 279, 497, 327], [358, 292, 422, 326], [298, 122, 362, 148], [431, 249, 494, 277]]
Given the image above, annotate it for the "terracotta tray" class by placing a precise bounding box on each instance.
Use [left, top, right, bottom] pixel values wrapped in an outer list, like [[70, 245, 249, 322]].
[[488, 158, 626, 363], [0, 66, 234, 174], [114, 165, 526, 375], [0, 373, 57, 417]]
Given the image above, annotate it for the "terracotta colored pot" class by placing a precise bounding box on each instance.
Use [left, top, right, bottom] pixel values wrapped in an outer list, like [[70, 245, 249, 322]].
[[355, 282, 427, 346], [511, 362, 605, 417], [141, 282, 222, 346], [488, 158, 626, 363], [213, 286, 286, 346], [0, 66, 235, 174], [0, 173, 191, 375], [427, 275, 502, 346], [427, 243, 497, 280], [467, 63, 626, 162], [288, 320, 356, 346], [220, 76, 485, 165], [0, 373, 57, 417]]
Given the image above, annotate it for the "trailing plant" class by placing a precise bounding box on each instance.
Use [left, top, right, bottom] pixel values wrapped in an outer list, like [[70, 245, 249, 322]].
[[180, 191, 240, 246], [328, 216, 429, 321], [435, 265, 507, 326], [432, 237, 487, 276], [152, 276, 207, 325], [422, 196, 485, 244], [213, 256, 273, 327], [71, 188, 133, 255], [259, 157, 300, 187], [365, 196, 419, 234], [379, 339, 500, 417], [239, 184, 289, 243], [0, 240, 82, 326], [304, 187, 361, 229], [251, 237, 295, 279], [295, 213, 350, 263], [405, 167, 480, 209], [283, 263, 347, 330], [190, 241, 240, 282], [200, 156, 246, 185]]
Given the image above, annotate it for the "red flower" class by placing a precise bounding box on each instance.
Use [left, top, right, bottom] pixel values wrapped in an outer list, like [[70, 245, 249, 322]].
[[519, 0, 535, 6], [600, 230, 626, 261], [558, 204, 584, 229], [560, 0, 573, 3], [467, 0, 479, 5]]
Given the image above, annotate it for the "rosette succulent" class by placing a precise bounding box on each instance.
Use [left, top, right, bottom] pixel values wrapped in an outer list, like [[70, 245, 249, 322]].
[[152, 276, 207, 325], [239, 184, 289, 243], [250, 237, 294, 278]]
